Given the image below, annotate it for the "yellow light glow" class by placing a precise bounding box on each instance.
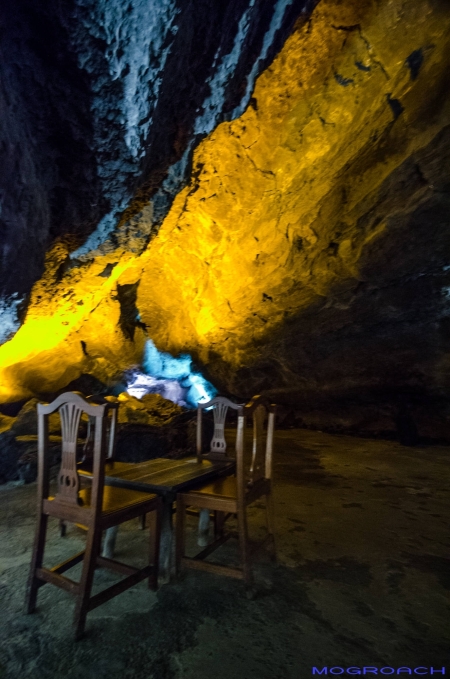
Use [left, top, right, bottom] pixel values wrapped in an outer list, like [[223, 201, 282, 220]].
[[0, 0, 449, 402]]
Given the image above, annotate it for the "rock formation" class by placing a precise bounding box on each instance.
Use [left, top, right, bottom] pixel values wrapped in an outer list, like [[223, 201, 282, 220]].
[[0, 0, 309, 327], [0, 0, 449, 440]]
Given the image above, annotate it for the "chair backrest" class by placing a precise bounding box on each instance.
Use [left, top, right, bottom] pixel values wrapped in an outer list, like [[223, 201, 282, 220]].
[[236, 395, 276, 490], [196, 396, 244, 460], [37, 392, 117, 514], [82, 395, 118, 463]]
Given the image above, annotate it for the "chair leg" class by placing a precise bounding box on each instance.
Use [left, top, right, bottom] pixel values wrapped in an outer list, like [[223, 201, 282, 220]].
[[175, 494, 186, 576], [266, 491, 277, 563], [25, 514, 48, 614], [59, 519, 67, 537], [148, 503, 161, 590], [140, 513, 146, 530], [237, 508, 253, 586], [73, 526, 102, 640]]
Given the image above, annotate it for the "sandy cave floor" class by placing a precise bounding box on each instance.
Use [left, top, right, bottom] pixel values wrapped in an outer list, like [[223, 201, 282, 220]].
[[0, 429, 449, 679]]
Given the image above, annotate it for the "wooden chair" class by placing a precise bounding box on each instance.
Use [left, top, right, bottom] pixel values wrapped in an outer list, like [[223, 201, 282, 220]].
[[139, 396, 243, 538], [194, 396, 243, 546], [176, 395, 276, 586], [59, 393, 118, 537], [25, 392, 162, 640]]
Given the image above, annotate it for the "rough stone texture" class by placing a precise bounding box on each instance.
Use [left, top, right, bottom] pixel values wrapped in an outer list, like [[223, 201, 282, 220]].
[[113, 392, 198, 461], [0, 431, 21, 483], [0, 0, 449, 440], [114, 419, 192, 462], [0, 0, 311, 335], [0, 392, 199, 483], [0, 414, 15, 435], [0, 429, 448, 676], [116, 392, 184, 426], [11, 399, 75, 438], [0, 2, 105, 302], [131, 0, 450, 438]]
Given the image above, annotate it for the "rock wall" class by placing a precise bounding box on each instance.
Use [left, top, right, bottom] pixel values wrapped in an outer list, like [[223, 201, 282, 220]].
[[0, 0, 449, 440], [0, 1, 105, 305], [131, 0, 450, 438], [0, 0, 311, 340]]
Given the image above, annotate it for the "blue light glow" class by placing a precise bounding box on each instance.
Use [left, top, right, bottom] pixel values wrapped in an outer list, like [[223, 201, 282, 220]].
[[126, 340, 216, 407]]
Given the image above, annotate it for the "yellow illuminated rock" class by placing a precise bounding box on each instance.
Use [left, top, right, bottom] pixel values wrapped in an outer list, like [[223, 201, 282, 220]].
[[134, 0, 450, 370], [0, 0, 449, 403], [116, 393, 184, 426]]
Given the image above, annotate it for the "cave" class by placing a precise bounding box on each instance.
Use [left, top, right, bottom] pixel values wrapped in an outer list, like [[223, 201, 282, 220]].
[[0, 0, 449, 675]]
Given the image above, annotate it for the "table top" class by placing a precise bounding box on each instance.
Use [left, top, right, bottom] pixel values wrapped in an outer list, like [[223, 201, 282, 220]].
[[81, 456, 236, 498]]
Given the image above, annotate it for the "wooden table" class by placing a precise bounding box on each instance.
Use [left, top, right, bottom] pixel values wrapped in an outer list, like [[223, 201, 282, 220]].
[[92, 457, 236, 581]]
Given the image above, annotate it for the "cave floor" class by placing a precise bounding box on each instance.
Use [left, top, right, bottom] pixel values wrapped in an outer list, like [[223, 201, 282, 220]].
[[0, 429, 449, 678]]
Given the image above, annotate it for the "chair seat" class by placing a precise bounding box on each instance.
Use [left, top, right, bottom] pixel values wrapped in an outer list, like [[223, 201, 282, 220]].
[[187, 475, 237, 500], [78, 485, 157, 515], [184, 475, 271, 506], [47, 486, 157, 516]]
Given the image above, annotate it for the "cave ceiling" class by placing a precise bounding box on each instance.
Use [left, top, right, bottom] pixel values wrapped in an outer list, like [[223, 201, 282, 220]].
[[0, 0, 449, 437]]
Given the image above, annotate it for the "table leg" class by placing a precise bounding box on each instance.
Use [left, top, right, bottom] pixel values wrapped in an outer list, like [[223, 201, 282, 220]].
[[158, 498, 174, 583], [198, 508, 210, 547], [102, 525, 118, 559], [101, 502, 173, 582]]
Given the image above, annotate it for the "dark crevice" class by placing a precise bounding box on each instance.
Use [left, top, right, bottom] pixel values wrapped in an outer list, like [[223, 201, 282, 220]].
[[116, 282, 141, 342]]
